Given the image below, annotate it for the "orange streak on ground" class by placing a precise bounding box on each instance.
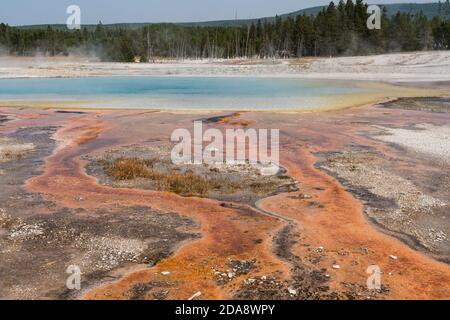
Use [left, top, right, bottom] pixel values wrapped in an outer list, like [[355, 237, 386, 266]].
[[19, 113, 288, 300], [259, 152, 450, 299], [249, 107, 450, 300], [3, 106, 450, 300]]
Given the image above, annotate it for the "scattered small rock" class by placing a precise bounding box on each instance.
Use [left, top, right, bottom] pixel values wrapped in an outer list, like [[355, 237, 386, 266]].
[[288, 287, 297, 296], [74, 196, 84, 202], [188, 291, 202, 301]]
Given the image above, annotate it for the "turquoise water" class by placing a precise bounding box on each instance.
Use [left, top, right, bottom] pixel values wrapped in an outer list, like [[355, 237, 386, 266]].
[[0, 76, 368, 109]]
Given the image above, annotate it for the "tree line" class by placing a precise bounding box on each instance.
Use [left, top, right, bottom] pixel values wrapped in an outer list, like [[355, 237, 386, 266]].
[[0, 0, 449, 62]]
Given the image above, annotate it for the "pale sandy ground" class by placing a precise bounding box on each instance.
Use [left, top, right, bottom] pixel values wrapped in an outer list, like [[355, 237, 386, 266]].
[[0, 51, 450, 82], [375, 124, 450, 165]]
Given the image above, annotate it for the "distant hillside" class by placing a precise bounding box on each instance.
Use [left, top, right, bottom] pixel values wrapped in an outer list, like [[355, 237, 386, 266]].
[[192, 2, 450, 26], [285, 2, 449, 20], [15, 2, 450, 30], [378, 2, 450, 18]]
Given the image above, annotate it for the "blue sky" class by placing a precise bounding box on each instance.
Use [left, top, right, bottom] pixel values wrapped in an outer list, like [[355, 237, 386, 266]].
[[0, 0, 438, 26]]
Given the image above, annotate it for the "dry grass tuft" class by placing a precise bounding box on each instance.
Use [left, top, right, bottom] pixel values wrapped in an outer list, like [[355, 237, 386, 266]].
[[104, 158, 151, 180], [103, 158, 219, 197], [0, 138, 35, 163]]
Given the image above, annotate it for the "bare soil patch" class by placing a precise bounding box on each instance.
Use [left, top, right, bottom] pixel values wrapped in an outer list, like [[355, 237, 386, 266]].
[[380, 97, 450, 113], [0, 126, 198, 299], [316, 145, 450, 262]]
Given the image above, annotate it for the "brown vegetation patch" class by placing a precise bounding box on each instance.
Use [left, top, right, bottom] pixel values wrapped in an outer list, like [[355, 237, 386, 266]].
[[102, 157, 221, 197], [86, 146, 298, 204]]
